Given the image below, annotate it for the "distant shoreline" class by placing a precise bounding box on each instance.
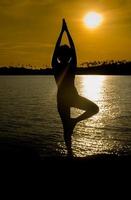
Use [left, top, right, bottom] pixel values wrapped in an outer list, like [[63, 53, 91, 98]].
[[0, 61, 131, 75], [0, 74, 131, 76]]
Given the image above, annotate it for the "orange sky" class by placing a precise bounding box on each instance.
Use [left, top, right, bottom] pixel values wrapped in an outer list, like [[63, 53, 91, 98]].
[[0, 0, 131, 67]]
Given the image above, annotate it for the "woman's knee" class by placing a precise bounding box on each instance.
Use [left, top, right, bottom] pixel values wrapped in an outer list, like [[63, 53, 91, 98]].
[[91, 103, 99, 114]]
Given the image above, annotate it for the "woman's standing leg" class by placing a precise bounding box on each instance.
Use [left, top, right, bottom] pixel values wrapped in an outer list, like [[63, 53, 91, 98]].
[[57, 101, 73, 156]]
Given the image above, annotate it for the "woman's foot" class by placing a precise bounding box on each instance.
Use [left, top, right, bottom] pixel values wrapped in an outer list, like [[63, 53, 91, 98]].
[[67, 148, 73, 158]]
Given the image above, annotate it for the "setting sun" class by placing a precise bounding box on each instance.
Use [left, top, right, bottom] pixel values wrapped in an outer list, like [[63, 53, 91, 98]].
[[84, 11, 103, 29]]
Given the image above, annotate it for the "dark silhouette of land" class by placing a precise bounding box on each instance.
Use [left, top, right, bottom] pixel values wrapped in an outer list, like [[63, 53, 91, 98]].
[[0, 60, 131, 75]]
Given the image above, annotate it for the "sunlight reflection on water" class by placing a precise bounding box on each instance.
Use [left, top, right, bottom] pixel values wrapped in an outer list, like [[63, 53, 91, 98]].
[[0, 75, 131, 157], [68, 75, 131, 157], [80, 75, 106, 100]]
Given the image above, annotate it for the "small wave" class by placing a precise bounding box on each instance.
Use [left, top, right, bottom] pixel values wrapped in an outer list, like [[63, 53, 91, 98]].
[[98, 126, 131, 133], [113, 115, 131, 120]]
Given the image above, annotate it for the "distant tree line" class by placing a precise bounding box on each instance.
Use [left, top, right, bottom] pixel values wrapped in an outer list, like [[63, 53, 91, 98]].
[[0, 60, 131, 75], [0, 66, 53, 75], [78, 60, 131, 75]]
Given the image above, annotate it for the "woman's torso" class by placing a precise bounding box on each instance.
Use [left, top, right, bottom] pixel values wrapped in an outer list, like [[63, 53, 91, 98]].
[[53, 60, 76, 87]]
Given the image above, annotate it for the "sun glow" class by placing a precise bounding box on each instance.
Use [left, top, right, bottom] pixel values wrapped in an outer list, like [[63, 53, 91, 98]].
[[81, 75, 106, 100], [84, 11, 103, 29]]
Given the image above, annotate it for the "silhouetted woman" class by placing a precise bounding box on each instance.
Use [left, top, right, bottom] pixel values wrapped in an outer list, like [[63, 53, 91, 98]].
[[52, 19, 99, 156]]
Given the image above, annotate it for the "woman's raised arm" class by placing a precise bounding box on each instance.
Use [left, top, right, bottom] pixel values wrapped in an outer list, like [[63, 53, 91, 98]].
[[63, 19, 77, 65], [52, 22, 64, 67]]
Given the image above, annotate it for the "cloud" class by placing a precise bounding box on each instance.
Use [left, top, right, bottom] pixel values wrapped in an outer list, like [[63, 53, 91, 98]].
[[0, 41, 53, 65], [0, 0, 57, 8], [0, 42, 53, 52], [0, 0, 60, 20], [0, 0, 30, 8], [0, 0, 131, 65], [0, 0, 131, 9]]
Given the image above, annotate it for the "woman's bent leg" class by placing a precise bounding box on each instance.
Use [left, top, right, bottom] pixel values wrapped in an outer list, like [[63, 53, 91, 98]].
[[72, 95, 99, 123]]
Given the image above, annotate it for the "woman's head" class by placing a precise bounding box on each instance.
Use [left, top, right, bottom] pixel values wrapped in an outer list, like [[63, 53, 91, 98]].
[[57, 44, 72, 63]]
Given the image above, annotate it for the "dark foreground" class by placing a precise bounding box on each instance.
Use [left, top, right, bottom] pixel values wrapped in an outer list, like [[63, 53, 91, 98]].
[[0, 137, 131, 163]]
